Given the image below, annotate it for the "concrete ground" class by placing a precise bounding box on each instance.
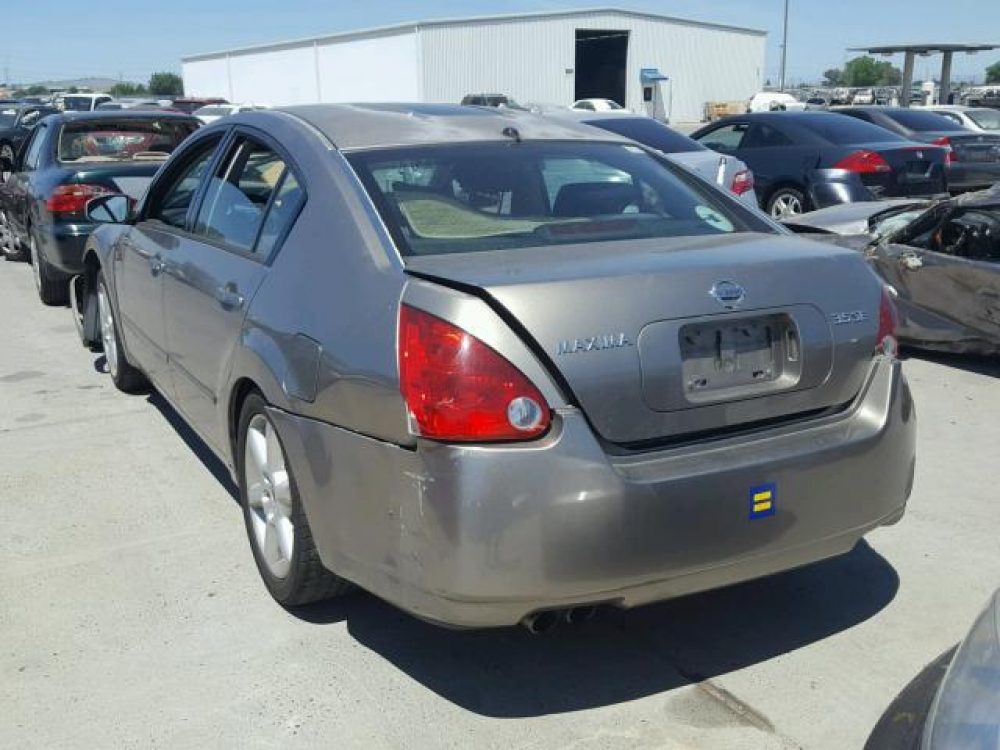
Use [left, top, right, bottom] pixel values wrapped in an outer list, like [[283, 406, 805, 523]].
[[1, 258, 998, 750]]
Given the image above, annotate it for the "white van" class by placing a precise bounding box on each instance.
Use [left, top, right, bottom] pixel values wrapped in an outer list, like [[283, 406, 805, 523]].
[[54, 93, 113, 112]]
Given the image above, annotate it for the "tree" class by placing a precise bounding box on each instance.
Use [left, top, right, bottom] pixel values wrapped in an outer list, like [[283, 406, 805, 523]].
[[14, 84, 49, 96], [110, 82, 147, 97], [67, 86, 79, 94], [841, 56, 901, 87], [822, 68, 843, 86], [148, 72, 183, 97], [987, 61, 1000, 84]]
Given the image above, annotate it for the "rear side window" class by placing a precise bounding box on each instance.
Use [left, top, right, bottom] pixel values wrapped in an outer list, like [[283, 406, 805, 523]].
[[255, 172, 305, 258], [194, 137, 289, 254], [695, 123, 749, 151], [803, 114, 906, 144], [22, 125, 48, 170], [585, 117, 705, 154], [887, 110, 966, 132], [742, 123, 794, 148], [967, 109, 1000, 130]]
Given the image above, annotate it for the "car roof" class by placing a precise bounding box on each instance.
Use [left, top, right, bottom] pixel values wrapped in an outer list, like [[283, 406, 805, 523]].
[[46, 110, 201, 124], [274, 103, 628, 150]]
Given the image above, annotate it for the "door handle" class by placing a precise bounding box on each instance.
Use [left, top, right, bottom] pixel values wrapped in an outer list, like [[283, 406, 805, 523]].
[[215, 284, 244, 311], [150, 255, 166, 276]]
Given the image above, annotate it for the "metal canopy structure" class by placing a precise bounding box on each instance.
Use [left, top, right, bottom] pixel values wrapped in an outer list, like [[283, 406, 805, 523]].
[[848, 43, 998, 106]]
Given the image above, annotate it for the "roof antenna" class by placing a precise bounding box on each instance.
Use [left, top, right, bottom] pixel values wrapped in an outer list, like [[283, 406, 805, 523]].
[[501, 126, 522, 143]]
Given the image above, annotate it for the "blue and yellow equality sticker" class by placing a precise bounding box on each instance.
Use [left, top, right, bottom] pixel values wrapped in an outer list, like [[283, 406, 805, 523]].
[[748, 483, 777, 519]]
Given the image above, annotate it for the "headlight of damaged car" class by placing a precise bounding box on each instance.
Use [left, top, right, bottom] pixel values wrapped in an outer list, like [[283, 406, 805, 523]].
[[922, 590, 1000, 749]]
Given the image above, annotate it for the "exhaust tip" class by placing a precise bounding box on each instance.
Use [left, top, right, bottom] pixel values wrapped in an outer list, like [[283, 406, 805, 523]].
[[521, 610, 561, 635]]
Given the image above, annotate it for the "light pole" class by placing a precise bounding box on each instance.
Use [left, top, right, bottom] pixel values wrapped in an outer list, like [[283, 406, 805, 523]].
[[779, 0, 789, 91]]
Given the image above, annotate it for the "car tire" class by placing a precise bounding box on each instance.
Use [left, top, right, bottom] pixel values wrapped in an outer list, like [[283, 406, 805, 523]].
[[766, 187, 808, 219], [96, 274, 148, 393], [0, 142, 13, 181], [29, 231, 69, 305], [237, 392, 352, 607]]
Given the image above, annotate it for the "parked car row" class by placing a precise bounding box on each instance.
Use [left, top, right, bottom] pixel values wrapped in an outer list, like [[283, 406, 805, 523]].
[[0, 103, 917, 637]]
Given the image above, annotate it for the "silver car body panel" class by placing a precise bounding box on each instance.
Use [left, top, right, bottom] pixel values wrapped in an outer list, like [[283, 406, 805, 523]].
[[271, 357, 913, 627], [80, 104, 916, 627]]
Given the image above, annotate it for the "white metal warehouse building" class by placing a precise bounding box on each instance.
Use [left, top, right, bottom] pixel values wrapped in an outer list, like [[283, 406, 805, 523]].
[[181, 7, 766, 123]]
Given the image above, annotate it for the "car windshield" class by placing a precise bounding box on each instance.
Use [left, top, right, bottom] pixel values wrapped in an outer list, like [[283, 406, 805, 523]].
[[967, 109, 1000, 130], [0, 109, 17, 128], [348, 141, 770, 257], [58, 119, 198, 163], [603, 100, 624, 110], [62, 96, 95, 112], [583, 117, 705, 154], [805, 114, 906, 144], [888, 110, 966, 132], [870, 207, 929, 239]]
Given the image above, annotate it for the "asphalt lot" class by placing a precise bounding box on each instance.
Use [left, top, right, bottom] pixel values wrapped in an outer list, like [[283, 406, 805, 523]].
[[2, 258, 998, 750]]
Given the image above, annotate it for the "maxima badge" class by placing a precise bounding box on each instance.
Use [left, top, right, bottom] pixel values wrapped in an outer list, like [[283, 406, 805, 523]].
[[710, 280, 746, 308]]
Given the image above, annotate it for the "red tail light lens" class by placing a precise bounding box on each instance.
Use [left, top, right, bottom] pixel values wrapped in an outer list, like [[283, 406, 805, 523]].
[[46, 184, 116, 217], [833, 150, 892, 174], [730, 169, 754, 196], [877, 286, 899, 357], [398, 305, 550, 442], [932, 136, 956, 164]]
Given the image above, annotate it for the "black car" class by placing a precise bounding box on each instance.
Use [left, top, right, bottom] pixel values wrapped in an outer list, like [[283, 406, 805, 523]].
[[690, 112, 948, 218], [0, 111, 200, 304], [835, 107, 1000, 192], [0, 104, 60, 177]]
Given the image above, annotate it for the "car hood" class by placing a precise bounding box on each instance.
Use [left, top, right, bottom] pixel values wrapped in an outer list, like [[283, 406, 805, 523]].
[[781, 200, 926, 236]]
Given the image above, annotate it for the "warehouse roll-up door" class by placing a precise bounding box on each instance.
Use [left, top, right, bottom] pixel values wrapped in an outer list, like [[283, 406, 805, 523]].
[[574, 29, 629, 107]]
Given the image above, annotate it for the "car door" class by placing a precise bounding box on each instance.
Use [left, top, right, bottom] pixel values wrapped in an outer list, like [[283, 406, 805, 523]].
[[874, 242, 1000, 344], [4, 121, 48, 241], [115, 135, 225, 390], [161, 131, 304, 449], [737, 121, 811, 199]]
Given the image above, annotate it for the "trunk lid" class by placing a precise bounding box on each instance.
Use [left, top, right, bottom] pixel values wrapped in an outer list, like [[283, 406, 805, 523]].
[[859, 142, 948, 198], [406, 233, 884, 445], [925, 131, 1000, 163], [67, 161, 165, 201]]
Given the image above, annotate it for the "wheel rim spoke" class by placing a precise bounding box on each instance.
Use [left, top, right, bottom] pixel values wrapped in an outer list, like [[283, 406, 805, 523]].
[[243, 413, 294, 580]]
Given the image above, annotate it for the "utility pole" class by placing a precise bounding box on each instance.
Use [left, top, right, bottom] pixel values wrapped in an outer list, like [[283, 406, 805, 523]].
[[779, 0, 789, 91]]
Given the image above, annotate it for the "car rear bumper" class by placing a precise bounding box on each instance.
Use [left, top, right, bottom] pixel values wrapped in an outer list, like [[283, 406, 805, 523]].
[[272, 357, 916, 628], [35, 222, 94, 275], [946, 161, 1000, 191]]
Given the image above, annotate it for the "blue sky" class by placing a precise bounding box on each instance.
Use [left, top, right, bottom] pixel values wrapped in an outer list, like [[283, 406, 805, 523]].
[[4, 0, 998, 86]]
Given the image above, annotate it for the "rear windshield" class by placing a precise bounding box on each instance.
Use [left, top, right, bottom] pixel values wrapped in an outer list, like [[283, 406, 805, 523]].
[[583, 117, 705, 154], [887, 110, 965, 132], [58, 120, 198, 163], [347, 141, 770, 257], [62, 96, 96, 112], [967, 109, 1000, 130], [804, 114, 906, 144], [195, 106, 232, 116]]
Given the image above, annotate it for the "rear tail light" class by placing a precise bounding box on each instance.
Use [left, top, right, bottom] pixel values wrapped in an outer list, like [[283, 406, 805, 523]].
[[729, 169, 754, 196], [46, 184, 116, 217], [833, 150, 892, 174], [397, 304, 551, 442], [932, 136, 956, 164], [876, 285, 899, 357]]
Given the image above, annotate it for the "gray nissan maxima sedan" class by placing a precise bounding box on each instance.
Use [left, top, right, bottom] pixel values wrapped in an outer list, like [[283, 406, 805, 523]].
[[73, 104, 916, 629]]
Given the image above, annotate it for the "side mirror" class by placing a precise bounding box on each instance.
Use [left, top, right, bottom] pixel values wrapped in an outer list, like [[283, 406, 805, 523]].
[[86, 194, 135, 224]]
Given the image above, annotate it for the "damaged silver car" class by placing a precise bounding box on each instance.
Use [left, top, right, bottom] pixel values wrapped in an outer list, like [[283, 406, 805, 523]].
[[785, 186, 1000, 355]]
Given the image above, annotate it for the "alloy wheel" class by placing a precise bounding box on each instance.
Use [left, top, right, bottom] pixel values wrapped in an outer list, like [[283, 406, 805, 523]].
[[770, 193, 803, 219], [97, 284, 119, 379], [243, 413, 295, 579]]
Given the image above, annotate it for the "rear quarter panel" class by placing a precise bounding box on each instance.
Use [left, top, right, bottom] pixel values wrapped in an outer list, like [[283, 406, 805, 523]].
[[221, 114, 414, 464]]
